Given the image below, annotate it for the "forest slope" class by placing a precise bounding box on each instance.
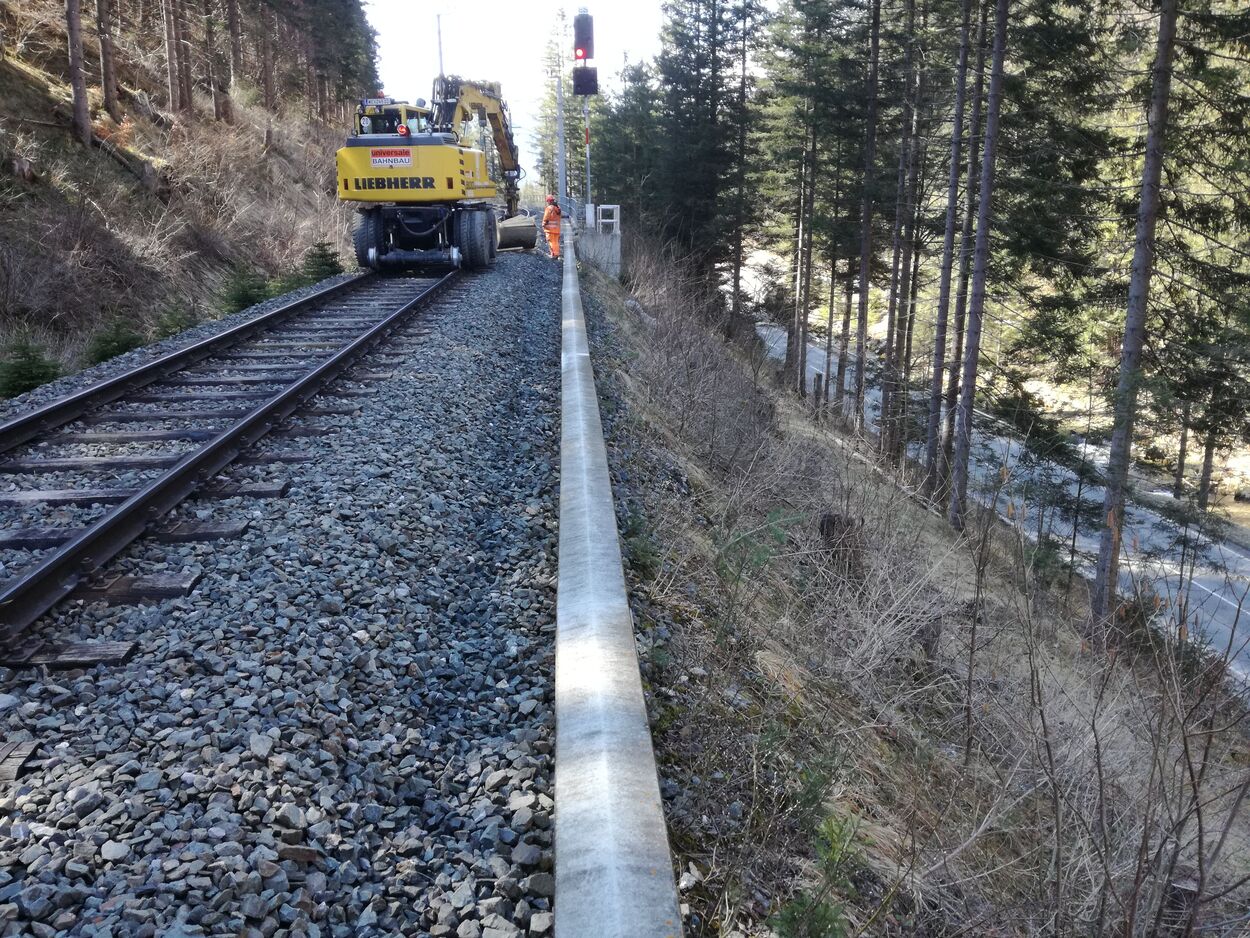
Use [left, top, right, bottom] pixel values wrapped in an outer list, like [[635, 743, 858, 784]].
[[0, 0, 374, 373], [586, 238, 1250, 937]]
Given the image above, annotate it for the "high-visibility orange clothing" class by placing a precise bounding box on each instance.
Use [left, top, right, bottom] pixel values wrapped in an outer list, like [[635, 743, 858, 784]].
[[542, 204, 562, 258]]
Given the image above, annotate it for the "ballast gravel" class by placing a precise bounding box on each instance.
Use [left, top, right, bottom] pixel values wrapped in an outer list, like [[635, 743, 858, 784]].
[[0, 252, 564, 937]]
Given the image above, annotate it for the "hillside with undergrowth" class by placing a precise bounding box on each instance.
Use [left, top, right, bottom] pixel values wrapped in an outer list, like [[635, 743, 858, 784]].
[[581, 240, 1250, 937], [0, 0, 376, 386]]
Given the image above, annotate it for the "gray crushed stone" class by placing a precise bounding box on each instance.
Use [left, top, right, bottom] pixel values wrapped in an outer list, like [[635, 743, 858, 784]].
[[0, 252, 564, 937]]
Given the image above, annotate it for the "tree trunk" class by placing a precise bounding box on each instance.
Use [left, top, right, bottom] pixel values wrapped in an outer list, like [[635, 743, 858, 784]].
[[948, 0, 1010, 531], [900, 209, 924, 459], [924, 0, 974, 494], [823, 151, 844, 404], [173, 0, 193, 113], [882, 0, 916, 453], [787, 102, 812, 390], [1173, 400, 1190, 498], [942, 0, 988, 489], [65, 0, 93, 146], [96, 0, 122, 122], [201, 0, 226, 120], [728, 6, 749, 341], [1091, 0, 1179, 619], [853, 0, 882, 430], [162, 0, 180, 110], [834, 272, 853, 411], [824, 252, 839, 403], [797, 112, 818, 395], [225, 0, 242, 87], [261, 6, 275, 147], [1197, 427, 1218, 511], [891, 89, 924, 462]]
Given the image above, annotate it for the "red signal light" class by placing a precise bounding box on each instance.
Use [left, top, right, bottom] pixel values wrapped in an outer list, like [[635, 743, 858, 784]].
[[575, 47, 586, 59]]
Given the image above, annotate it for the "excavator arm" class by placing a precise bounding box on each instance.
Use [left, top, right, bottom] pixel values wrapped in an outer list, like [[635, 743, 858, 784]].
[[431, 77, 522, 215]]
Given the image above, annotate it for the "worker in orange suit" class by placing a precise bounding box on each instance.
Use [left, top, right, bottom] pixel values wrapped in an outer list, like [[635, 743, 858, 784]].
[[542, 195, 563, 261]]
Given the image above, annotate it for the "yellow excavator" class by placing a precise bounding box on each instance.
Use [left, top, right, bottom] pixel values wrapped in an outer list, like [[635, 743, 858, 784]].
[[336, 76, 537, 271]]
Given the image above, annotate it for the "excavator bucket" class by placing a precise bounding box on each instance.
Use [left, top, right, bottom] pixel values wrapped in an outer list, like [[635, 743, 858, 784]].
[[497, 214, 538, 251]]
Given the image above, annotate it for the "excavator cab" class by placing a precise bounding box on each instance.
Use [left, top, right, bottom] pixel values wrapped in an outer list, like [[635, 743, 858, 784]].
[[356, 102, 431, 136], [335, 88, 536, 273]]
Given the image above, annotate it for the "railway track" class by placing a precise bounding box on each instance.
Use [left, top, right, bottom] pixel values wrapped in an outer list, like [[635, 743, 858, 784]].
[[0, 271, 454, 666]]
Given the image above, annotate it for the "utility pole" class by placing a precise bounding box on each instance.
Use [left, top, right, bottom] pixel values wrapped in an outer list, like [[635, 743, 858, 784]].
[[583, 97, 592, 217], [556, 44, 568, 215]]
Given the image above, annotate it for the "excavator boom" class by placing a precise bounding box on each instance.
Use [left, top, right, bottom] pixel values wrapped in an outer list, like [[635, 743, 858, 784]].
[[431, 76, 522, 214]]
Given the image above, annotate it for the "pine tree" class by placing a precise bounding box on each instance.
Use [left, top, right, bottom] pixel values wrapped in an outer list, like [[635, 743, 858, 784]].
[[65, 0, 93, 146], [948, 0, 1009, 530], [1091, 0, 1179, 619]]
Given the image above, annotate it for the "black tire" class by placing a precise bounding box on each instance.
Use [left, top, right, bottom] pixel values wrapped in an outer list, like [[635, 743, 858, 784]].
[[486, 213, 498, 264], [458, 210, 490, 271], [353, 209, 383, 270]]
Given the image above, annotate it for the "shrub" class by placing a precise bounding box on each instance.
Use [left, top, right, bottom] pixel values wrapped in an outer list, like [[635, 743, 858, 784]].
[[301, 241, 343, 283], [221, 267, 273, 313], [0, 341, 62, 398], [153, 303, 202, 339], [86, 318, 144, 364]]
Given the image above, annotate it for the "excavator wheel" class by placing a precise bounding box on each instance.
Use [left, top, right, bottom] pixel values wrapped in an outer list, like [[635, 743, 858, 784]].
[[353, 209, 384, 270], [457, 210, 491, 271], [487, 214, 498, 264]]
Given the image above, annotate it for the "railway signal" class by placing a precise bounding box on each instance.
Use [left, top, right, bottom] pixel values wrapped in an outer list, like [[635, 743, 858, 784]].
[[572, 9, 598, 96], [573, 11, 594, 61]]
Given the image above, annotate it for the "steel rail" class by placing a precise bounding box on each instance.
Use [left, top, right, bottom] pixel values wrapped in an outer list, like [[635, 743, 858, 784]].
[[0, 274, 371, 456], [0, 272, 456, 644], [553, 223, 682, 938]]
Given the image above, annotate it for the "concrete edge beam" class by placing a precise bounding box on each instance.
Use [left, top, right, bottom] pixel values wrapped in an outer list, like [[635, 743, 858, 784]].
[[553, 222, 683, 938]]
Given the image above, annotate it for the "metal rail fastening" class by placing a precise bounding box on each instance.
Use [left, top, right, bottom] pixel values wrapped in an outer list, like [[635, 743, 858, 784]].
[[554, 222, 682, 938]]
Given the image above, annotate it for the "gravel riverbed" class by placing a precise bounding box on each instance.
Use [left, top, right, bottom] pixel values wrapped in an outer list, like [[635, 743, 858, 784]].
[[0, 252, 563, 938]]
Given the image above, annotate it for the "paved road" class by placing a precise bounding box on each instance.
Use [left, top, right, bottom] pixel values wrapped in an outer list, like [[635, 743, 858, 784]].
[[759, 325, 1250, 678]]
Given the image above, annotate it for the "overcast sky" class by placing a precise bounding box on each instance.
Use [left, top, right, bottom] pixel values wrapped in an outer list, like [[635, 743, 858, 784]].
[[363, 1, 666, 180]]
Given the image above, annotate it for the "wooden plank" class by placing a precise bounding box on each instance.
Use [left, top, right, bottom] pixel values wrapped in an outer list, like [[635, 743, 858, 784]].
[[154, 519, 250, 543], [81, 409, 249, 423], [219, 352, 317, 361], [253, 342, 341, 350], [0, 526, 73, 549], [0, 741, 37, 782], [130, 391, 274, 402], [272, 328, 360, 336], [0, 519, 248, 549], [237, 451, 312, 465], [305, 405, 360, 417], [165, 374, 303, 386], [269, 427, 331, 440], [295, 323, 378, 329], [49, 428, 223, 444], [0, 487, 137, 506], [23, 641, 137, 668], [201, 480, 290, 499], [73, 571, 202, 604], [0, 480, 287, 507], [189, 361, 313, 371], [0, 454, 183, 473]]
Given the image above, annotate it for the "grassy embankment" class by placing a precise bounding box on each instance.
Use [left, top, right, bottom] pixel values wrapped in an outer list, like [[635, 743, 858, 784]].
[[582, 239, 1250, 937], [0, 1, 355, 394]]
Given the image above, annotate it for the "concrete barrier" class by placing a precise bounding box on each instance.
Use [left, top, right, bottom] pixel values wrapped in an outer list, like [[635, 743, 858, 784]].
[[553, 222, 682, 938]]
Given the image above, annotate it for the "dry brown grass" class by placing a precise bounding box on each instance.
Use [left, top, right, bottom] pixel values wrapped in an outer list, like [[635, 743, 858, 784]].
[[0, 0, 355, 366], [582, 239, 1250, 937]]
